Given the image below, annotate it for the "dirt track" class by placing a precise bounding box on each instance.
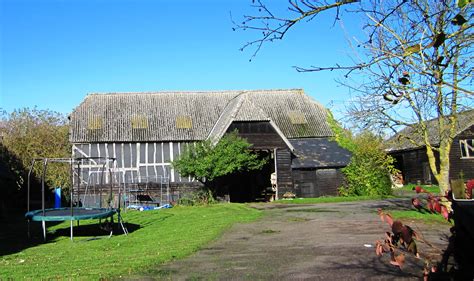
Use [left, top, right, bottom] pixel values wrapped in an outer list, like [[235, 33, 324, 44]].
[[129, 199, 450, 280]]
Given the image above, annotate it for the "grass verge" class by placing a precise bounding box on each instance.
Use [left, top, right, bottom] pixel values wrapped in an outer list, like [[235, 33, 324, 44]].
[[399, 184, 441, 194], [389, 210, 452, 225], [0, 203, 261, 279], [273, 195, 394, 204]]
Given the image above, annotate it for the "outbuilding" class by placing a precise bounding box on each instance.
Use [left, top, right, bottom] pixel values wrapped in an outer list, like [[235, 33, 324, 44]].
[[387, 109, 474, 185]]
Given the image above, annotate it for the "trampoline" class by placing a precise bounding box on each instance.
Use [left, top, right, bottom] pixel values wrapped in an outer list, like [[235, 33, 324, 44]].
[[25, 207, 117, 221], [26, 157, 128, 241]]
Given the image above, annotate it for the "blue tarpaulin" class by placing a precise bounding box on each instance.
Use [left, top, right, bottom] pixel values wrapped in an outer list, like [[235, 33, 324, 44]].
[[54, 188, 61, 208]]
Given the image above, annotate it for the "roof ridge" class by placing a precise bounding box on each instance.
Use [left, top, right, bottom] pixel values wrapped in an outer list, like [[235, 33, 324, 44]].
[[86, 89, 305, 96]]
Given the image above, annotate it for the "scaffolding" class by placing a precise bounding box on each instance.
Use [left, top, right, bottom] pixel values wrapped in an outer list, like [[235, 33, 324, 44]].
[[125, 175, 171, 209]]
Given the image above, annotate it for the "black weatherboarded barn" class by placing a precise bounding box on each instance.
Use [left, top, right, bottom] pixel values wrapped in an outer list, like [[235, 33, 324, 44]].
[[70, 89, 351, 202], [387, 109, 474, 185]]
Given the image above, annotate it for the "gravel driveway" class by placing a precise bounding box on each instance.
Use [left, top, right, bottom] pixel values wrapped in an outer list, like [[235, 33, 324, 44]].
[[128, 198, 450, 280]]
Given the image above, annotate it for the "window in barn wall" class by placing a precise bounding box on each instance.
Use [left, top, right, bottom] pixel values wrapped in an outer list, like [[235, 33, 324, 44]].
[[147, 143, 154, 164], [176, 116, 192, 129], [131, 114, 148, 129], [131, 143, 137, 167], [288, 111, 307, 124], [139, 143, 147, 164], [460, 139, 474, 158], [123, 143, 131, 167], [163, 143, 171, 162], [116, 144, 123, 168], [157, 143, 164, 163], [99, 143, 106, 159], [107, 143, 114, 159]]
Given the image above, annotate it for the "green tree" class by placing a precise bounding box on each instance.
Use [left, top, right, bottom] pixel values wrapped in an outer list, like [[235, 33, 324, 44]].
[[339, 133, 397, 196], [172, 131, 267, 184], [328, 113, 396, 196], [237, 0, 473, 194], [0, 108, 71, 192]]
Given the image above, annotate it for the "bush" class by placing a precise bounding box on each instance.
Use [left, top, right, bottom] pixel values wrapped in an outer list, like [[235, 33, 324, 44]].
[[172, 131, 267, 183], [177, 189, 217, 206], [328, 114, 396, 196], [338, 132, 395, 196]]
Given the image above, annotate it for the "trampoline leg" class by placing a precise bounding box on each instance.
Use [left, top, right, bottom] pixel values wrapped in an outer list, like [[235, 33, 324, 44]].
[[42, 220, 46, 241], [118, 212, 128, 235], [70, 220, 73, 241], [110, 216, 114, 238]]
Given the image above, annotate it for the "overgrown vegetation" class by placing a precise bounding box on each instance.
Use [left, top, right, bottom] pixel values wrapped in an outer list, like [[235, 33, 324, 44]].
[[328, 113, 396, 196], [0, 108, 70, 213], [0, 204, 261, 279], [177, 189, 217, 206], [172, 131, 267, 188]]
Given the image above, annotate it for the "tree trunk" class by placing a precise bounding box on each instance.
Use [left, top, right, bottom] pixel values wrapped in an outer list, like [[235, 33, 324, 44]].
[[427, 138, 452, 195]]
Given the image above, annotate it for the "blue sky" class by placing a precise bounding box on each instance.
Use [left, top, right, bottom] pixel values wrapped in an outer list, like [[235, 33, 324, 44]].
[[1, 0, 363, 118]]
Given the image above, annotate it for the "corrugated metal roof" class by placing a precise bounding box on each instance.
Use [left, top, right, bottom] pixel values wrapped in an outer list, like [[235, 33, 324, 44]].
[[386, 109, 474, 152], [70, 89, 334, 142], [290, 138, 352, 168]]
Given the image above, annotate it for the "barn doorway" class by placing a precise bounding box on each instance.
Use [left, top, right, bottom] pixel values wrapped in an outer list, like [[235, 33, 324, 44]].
[[216, 151, 274, 203]]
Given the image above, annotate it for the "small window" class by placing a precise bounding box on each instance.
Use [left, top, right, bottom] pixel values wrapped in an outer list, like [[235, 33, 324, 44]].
[[288, 110, 307, 125], [460, 139, 474, 158], [131, 114, 148, 129], [87, 115, 102, 130], [176, 116, 192, 129]]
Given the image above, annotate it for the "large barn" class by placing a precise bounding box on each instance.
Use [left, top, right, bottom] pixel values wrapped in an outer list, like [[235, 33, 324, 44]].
[[387, 109, 474, 185], [69, 89, 351, 202]]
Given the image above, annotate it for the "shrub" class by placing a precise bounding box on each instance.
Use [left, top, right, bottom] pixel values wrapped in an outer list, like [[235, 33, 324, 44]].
[[172, 130, 267, 185], [177, 188, 217, 206], [338, 132, 395, 196], [328, 113, 396, 196]]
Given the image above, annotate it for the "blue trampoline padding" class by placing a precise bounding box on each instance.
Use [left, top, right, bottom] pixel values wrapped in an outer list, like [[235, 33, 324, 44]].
[[25, 207, 117, 222]]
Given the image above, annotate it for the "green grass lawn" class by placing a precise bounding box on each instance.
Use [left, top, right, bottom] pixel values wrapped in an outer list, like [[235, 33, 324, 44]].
[[273, 195, 394, 204], [399, 184, 441, 194], [0, 204, 261, 279]]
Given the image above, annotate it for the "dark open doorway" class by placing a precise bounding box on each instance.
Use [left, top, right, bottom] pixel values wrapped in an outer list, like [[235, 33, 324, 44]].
[[216, 151, 274, 203]]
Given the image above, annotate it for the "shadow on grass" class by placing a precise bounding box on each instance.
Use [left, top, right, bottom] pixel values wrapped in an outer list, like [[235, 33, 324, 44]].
[[0, 213, 140, 257], [50, 221, 140, 238]]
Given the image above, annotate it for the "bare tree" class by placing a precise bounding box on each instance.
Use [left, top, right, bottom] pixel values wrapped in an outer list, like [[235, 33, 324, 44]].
[[235, 0, 473, 193]]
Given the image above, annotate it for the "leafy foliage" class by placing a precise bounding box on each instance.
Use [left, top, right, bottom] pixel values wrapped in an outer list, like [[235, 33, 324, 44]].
[[172, 131, 267, 183], [339, 133, 395, 196], [0, 108, 70, 192], [327, 111, 357, 152], [177, 189, 217, 206], [411, 186, 452, 220], [376, 210, 420, 269], [329, 115, 396, 196]]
